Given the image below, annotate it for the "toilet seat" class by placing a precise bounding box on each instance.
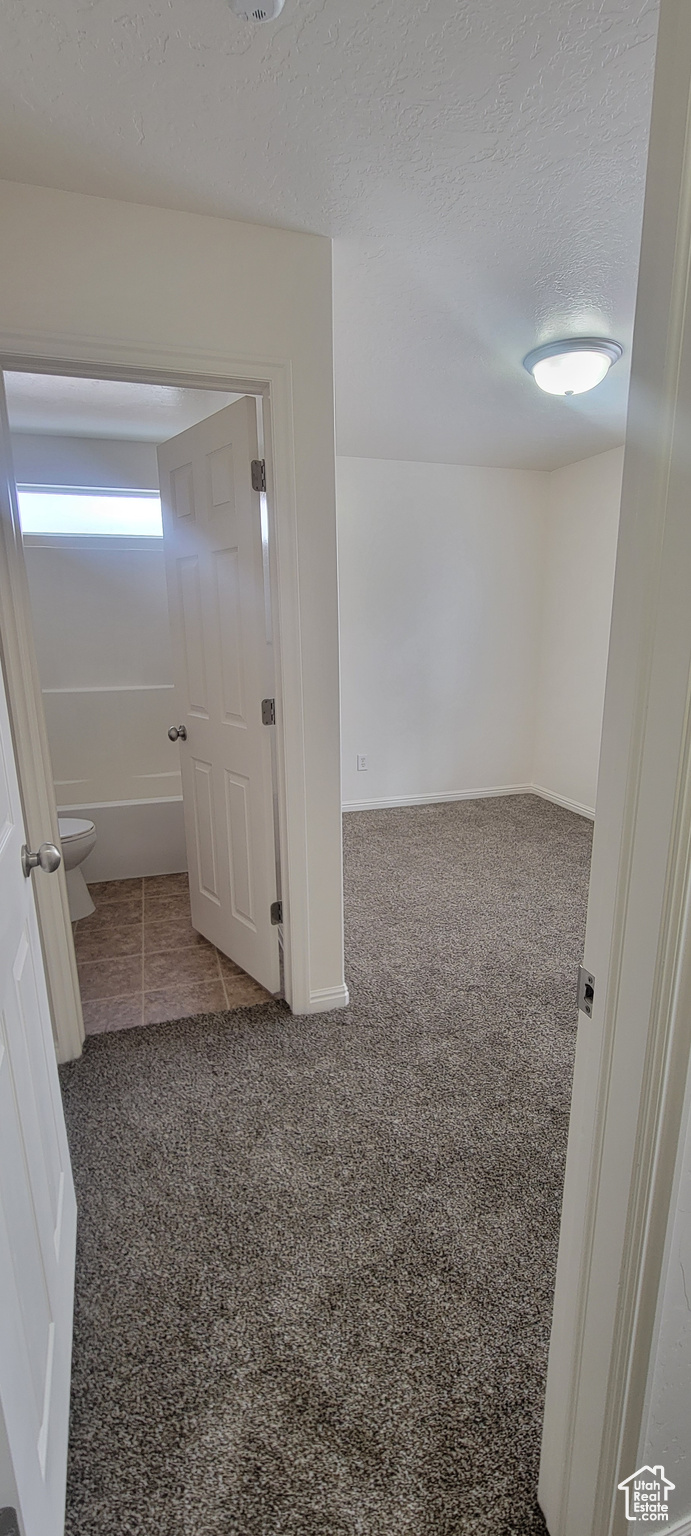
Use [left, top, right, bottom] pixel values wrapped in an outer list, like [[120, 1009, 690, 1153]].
[[58, 816, 96, 846]]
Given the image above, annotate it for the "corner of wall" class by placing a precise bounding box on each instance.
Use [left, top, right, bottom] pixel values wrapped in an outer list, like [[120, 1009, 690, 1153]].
[[528, 468, 553, 796], [530, 446, 624, 814]]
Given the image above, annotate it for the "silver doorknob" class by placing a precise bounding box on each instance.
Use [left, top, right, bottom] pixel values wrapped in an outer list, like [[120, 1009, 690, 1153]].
[[22, 842, 62, 878], [168, 725, 187, 742]]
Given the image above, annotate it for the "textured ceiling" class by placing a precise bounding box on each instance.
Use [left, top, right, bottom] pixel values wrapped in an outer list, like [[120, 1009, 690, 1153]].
[[5, 373, 238, 440], [0, 0, 659, 467]]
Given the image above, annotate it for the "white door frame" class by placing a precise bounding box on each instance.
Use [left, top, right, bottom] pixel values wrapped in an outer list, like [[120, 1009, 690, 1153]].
[[539, 3, 691, 1532], [0, 379, 84, 1063], [0, 346, 312, 1057]]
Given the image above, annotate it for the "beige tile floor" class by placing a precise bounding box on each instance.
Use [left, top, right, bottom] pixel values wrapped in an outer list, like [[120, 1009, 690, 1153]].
[[75, 873, 273, 1035]]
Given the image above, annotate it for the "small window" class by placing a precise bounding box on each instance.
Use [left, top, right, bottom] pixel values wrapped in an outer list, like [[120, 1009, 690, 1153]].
[[17, 486, 163, 538]]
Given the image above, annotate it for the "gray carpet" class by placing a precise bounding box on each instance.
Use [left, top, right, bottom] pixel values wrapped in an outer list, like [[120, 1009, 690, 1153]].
[[59, 794, 592, 1536]]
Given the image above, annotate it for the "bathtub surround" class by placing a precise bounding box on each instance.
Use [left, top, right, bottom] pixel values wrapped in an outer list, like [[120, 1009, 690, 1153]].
[[75, 873, 272, 1032], [23, 529, 179, 797], [67, 800, 187, 883], [19, 447, 185, 879]]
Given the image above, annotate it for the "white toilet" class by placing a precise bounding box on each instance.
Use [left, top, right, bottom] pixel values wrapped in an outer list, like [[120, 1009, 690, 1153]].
[[58, 817, 97, 921]]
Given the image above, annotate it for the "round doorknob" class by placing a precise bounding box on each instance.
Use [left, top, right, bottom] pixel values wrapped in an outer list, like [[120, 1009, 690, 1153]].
[[168, 725, 187, 742], [22, 842, 62, 878]]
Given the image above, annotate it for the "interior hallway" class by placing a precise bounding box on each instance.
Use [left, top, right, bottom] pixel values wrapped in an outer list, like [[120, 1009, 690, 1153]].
[[59, 794, 592, 1536]]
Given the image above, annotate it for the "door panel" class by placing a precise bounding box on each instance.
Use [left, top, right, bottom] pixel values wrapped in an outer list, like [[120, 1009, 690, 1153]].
[[225, 771, 254, 926], [0, 1010, 53, 1423], [192, 758, 219, 902], [214, 548, 244, 723], [0, 656, 76, 1536], [208, 444, 235, 508], [10, 934, 65, 1259], [170, 461, 195, 521], [158, 398, 280, 994], [178, 558, 208, 716]]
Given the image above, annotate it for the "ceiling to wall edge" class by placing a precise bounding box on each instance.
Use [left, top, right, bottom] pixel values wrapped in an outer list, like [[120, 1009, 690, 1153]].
[[5, 370, 628, 476], [3, 373, 243, 444]]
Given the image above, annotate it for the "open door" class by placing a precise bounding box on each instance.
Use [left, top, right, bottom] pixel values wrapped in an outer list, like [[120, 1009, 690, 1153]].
[[157, 397, 280, 995], [539, 5, 691, 1532], [0, 651, 76, 1535]]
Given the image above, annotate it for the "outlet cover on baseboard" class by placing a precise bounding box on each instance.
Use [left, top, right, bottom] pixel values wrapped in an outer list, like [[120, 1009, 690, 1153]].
[[357, 754, 368, 772]]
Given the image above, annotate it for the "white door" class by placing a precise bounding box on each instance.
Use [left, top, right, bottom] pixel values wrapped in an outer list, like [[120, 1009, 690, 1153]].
[[157, 398, 280, 994], [0, 655, 76, 1536]]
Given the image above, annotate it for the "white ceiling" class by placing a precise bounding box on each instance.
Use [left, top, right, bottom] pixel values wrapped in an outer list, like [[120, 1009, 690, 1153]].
[[5, 374, 238, 440], [0, 0, 659, 468]]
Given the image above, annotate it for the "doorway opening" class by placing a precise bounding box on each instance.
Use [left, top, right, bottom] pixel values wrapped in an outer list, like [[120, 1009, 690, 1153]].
[[4, 367, 285, 1044]]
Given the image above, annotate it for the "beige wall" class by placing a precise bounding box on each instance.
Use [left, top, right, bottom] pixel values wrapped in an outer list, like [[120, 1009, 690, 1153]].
[[0, 178, 344, 1011]]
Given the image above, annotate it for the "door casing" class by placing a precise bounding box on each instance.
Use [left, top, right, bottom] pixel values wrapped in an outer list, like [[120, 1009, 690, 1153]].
[[0, 379, 84, 1063], [0, 350, 317, 1051]]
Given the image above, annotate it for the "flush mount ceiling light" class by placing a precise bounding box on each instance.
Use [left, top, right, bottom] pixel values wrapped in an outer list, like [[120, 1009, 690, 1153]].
[[523, 338, 623, 396]]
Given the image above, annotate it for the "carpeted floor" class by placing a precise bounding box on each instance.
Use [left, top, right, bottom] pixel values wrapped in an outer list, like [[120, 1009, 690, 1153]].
[[59, 794, 593, 1536]]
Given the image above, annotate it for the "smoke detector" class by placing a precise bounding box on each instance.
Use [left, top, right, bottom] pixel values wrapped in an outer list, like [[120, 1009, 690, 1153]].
[[228, 0, 285, 18]]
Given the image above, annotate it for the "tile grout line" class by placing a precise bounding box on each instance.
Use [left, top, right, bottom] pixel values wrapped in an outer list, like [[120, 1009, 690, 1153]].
[[81, 876, 262, 1027]]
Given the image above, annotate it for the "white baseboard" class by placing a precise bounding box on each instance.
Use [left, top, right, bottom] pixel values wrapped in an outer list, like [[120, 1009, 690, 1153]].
[[531, 784, 595, 820], [342, 785, 533, 813], [60, 797, 188, 881], [342, 783, 596, 820], [304, 983, 350, 1014]]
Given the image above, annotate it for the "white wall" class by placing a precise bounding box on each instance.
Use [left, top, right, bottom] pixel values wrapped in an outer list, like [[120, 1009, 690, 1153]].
[[338, 447, 623, 816], [533, 447, 624, 815], [12, 432, 159, 490], [338, 456, 547, 808], [0, 178, 344, 1010], [18, 434, 180, 808], [24, 541, 179, 805], [17, 432, 185, 879]]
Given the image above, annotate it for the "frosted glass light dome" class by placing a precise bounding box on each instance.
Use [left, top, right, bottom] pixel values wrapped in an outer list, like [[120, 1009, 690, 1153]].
[[523, 339, 623, 396]]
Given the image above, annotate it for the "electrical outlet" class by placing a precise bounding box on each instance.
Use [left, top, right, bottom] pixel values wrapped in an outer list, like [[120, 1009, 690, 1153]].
[[357, 754, 368, 772]]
